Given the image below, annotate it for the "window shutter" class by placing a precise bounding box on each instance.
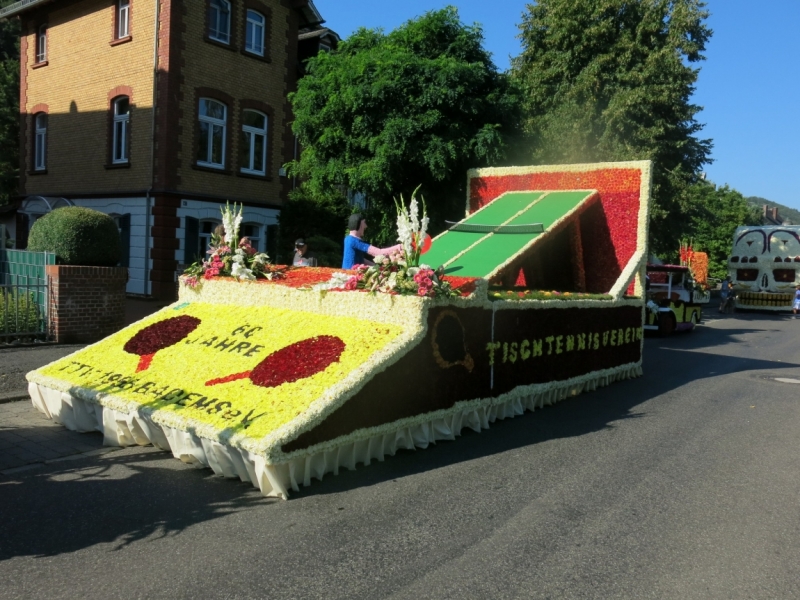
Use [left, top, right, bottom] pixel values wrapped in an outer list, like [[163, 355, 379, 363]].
[[184, 216, 200, 264], [118, 213, 131, 267], [16, 213, 29, 249], [266, 224, 278, 261]]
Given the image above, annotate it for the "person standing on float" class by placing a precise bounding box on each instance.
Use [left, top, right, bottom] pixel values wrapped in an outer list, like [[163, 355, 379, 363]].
[[342, 213, 402, 269]]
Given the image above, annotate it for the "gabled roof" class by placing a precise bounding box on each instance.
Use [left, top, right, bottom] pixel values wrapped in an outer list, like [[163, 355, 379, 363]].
[[298, 27, 340, 43]]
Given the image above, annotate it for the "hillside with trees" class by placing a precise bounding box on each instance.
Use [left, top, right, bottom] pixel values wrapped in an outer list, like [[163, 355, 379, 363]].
[[746, 196, 800, 225]]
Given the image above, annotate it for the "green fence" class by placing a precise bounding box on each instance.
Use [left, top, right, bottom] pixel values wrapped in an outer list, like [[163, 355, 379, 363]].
[[0, 231, 55, 342]]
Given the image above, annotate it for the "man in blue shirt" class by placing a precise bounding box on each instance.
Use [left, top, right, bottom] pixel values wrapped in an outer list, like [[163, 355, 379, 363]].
[[342, 213, 402, 269]]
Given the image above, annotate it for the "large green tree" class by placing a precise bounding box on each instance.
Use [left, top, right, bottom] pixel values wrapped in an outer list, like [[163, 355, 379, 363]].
[[288, 6, 520, 246], [511, 0, 712, 255], [687, 181, 761, 279], [0, 3, 19, 207]]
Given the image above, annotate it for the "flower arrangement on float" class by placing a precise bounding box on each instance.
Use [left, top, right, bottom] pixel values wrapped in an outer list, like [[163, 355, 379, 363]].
[[321, 189, 456, 298], [182, 202, 284, 287]]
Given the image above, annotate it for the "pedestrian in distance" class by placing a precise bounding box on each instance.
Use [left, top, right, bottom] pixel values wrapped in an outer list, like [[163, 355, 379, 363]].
[[793, 284, 800, 319], [719, 277, 732, 313], [292, 238, 317, 267]]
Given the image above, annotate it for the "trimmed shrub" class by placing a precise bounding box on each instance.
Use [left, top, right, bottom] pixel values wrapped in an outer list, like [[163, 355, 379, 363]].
[[28, 207, 120, 266]]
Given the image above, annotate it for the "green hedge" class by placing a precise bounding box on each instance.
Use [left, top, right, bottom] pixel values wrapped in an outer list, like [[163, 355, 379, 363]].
[[28, 207, 120, 266]]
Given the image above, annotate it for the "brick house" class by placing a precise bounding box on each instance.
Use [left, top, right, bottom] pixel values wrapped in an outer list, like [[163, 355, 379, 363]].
[[0, 0, 331, 299]]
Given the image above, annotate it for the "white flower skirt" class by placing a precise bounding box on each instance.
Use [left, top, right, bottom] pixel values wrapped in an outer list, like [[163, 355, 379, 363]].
[[28, 363, 642, 499]]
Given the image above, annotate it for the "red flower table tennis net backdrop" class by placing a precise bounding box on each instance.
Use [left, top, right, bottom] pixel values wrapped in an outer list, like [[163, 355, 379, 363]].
[[469, 169, 642, 294]]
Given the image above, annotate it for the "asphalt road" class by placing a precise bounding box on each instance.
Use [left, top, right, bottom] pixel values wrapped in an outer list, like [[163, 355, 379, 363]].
[[2, 308, 799, 599], [0, 344, 85, 397]]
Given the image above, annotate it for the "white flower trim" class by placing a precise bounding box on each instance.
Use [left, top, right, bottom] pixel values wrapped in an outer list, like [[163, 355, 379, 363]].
[[28, 360, 641, 499], [178, 277, 488, 325]]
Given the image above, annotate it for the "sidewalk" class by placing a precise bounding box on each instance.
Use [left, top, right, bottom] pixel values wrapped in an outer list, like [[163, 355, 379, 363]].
[[0, 297, 168, 474]]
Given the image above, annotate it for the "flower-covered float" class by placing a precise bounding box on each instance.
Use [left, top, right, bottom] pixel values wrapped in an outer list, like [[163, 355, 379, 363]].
[[27, 160, 652, 499], [728, 225, 800, 311], [644, 264, 703, 335]]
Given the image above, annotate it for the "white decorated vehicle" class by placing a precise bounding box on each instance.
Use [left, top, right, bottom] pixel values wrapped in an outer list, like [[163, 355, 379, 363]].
[[728, 225, 800, 311]]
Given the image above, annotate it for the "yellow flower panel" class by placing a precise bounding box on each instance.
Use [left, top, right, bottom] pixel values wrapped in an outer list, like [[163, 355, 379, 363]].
[[37, 302, 405, 443]]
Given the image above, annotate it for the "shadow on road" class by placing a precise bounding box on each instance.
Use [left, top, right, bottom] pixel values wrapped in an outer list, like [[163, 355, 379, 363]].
[[2, 306, 798, 559], [0, 448, 276, 561], [292, 317, 800, 499]]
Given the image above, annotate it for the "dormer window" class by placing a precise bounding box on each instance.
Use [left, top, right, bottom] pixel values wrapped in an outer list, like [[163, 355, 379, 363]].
[[208, 0, 231, 44], [117, 0, 130, 39], [245, 10, 265, 56], [36, 25, 47, 63]]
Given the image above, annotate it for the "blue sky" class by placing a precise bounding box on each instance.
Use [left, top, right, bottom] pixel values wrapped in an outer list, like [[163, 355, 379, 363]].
[[313, 1, 800, 210]]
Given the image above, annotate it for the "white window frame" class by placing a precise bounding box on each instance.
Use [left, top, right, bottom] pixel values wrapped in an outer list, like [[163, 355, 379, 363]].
[[112, 97, 130, 164], [197, 98, 227, 169], [34, 113, 47, 171], [245, 10, 265, 56], [36, 25, 47, 63], [240, 109, 267, 175], [117, 0, 130, 39], [208, 0, 231, 44]]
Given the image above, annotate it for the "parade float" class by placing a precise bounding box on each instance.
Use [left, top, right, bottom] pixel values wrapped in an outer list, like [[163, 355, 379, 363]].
[[27, 161, 651, 498], [728, 225, 800, 311], [643, 244, 708, 335], [644, 265, 703, 335]]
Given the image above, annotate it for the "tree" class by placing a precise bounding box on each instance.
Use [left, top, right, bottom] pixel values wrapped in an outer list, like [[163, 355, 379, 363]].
[[288, 6, 520, 246], [687, 181, 761, 279], [0, 4, 19, 206], [511, 0, 712, 255]]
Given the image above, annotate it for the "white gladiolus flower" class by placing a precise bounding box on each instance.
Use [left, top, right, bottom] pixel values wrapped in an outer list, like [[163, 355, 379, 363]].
[[397, 209, 413, 256], [395, 187, 430, 266], [409, 196, 420, 234], [221, 202, 243, 245]]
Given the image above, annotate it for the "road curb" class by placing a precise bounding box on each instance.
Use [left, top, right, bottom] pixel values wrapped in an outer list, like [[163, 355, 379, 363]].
[[0, 391, 29, 404]]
